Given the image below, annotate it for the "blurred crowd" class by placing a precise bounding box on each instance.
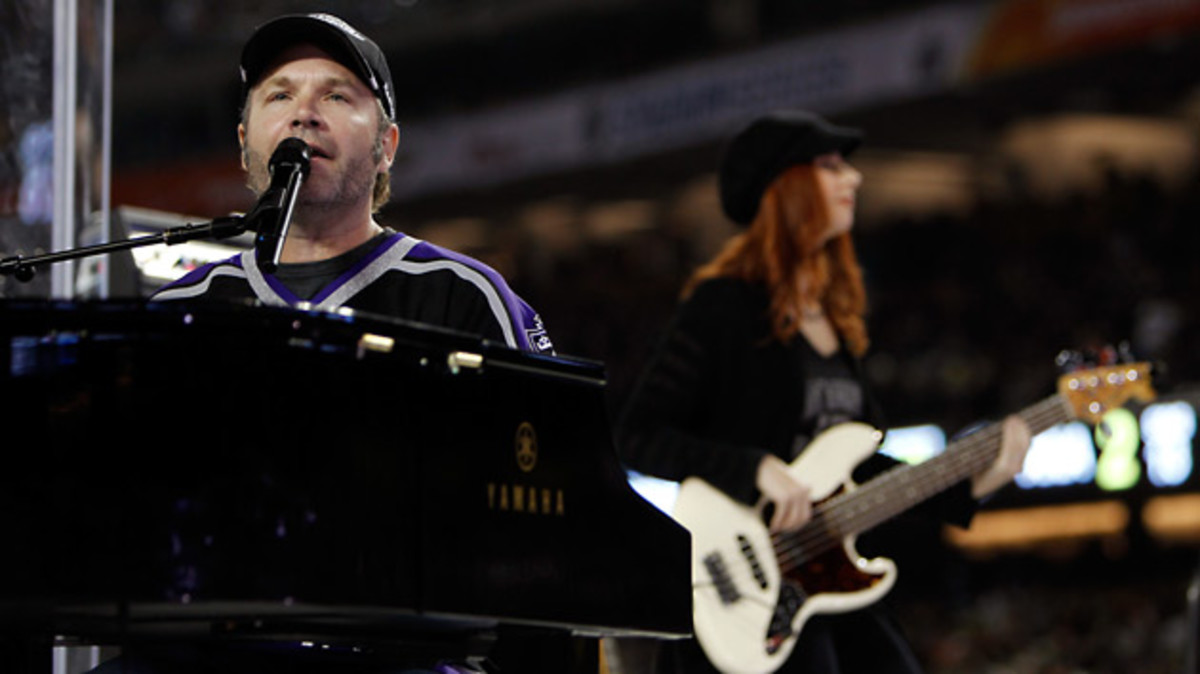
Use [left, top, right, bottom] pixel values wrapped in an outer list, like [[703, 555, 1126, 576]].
[[504, 160, 1200, 438], [896, 543, 1197, 674]]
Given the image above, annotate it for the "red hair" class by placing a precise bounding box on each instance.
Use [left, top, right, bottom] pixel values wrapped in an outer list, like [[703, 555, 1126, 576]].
[[685, 164, 869, 356]]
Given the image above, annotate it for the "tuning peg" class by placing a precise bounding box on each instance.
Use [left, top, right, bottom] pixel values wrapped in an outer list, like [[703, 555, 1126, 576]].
[[1098, 344, 1119, 366], [1056, 349, 1086, 372], [1116, 341, 1136, 364]]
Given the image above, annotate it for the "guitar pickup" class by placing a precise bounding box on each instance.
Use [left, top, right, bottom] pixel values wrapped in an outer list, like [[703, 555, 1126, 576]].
[[702, 552, 741, 604], [737, 533, 770, 590]]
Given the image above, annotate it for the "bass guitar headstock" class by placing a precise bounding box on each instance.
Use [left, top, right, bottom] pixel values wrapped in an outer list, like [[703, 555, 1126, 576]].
[[1056, 344, 1156, 424]]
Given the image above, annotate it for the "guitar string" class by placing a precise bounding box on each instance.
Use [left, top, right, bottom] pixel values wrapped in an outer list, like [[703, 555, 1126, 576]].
[[771, 396, 1067, 569], [770, 400, 1061, 573], [821, 396, 1070, 533], [767, 395, 1071, 574]]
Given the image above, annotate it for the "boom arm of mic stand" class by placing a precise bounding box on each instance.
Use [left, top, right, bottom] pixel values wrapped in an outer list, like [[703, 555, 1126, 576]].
[[0, 215, 248, 283]]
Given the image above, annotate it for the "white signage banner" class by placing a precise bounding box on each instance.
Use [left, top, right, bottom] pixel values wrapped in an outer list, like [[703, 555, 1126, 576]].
[[392, 4, 989, 199]]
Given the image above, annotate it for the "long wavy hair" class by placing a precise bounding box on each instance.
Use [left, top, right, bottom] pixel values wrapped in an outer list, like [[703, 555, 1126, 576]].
[[685, 164, 869, 356]]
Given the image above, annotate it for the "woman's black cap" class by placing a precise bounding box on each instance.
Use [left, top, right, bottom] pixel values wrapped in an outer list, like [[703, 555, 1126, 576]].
[[718, 110, 862, 225]]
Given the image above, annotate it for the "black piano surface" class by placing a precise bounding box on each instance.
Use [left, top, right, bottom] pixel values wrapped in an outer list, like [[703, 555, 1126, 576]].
[[0, 299, 691, 670]]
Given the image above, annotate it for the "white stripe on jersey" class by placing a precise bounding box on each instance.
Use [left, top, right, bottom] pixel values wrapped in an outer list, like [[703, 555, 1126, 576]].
[[241, 235, 521, 349], [150, 264, 248, 301], [391, 257, 518, 349], [313, 235, 419, 309], [330, 236, 518, 349], [242, 251, 291, 307]]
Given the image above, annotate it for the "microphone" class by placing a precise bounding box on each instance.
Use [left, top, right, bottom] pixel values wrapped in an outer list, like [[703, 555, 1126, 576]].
[[247, 137, 311, 273]]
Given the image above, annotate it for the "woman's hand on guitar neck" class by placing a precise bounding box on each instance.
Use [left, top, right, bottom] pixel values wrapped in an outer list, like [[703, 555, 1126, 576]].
[[971, 414, 1033, 498], [756, 454, 813, 532]]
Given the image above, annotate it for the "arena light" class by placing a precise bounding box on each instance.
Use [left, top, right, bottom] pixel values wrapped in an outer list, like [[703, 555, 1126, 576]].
[[878, 424, 947, 465], [1140, 401, 1195, 488], [627, 471, 680, 516], [945, 501, 1130, 553], [1015, 421, 1096, 489]]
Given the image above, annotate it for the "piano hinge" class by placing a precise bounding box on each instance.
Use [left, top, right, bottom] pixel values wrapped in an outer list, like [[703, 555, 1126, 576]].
[[447, 350, 484, 374], [356, 333, 395, 358]]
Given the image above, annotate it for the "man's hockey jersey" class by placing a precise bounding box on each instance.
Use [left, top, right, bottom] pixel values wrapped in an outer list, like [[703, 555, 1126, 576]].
[[152, 230, 554, 354]]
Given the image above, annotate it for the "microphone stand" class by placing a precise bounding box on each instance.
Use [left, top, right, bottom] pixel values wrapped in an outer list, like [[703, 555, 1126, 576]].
[[0, 215, 249, 283]]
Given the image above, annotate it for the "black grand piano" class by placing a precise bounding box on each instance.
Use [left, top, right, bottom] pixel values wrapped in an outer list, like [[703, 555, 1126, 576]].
[[0, 300, 691, 673]]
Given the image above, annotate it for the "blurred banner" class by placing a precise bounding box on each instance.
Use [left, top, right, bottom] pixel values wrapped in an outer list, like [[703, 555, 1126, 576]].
[[1, 0, 112, 299], [106, 0, 1200, 215], [967, 0, 1200, 78], [392, 3, 986, 200], [390, 0, 1200, 201]]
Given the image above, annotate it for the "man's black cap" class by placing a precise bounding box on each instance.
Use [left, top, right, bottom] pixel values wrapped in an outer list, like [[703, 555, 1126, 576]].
[[240, 13, 397, 122], [718, 110, 862, 226]]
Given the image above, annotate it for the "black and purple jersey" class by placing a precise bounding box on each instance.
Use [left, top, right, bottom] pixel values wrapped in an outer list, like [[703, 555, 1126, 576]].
[[151, 231, 554, 354]]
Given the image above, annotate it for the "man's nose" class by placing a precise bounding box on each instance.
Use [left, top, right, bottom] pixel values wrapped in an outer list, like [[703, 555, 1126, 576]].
[[290, 100, 322, 128]]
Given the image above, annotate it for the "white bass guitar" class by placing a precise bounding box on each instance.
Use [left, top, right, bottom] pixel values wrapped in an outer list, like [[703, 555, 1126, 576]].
[[671, 361, 1154, 674]]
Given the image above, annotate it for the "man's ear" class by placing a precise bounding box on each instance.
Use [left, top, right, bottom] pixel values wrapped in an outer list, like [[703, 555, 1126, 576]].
[[237, 124, 248, 171], [379, 122, 400, 171]]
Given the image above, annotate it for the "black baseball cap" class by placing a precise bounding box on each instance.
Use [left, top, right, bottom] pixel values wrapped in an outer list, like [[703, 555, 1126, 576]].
[[239, 13, 397, 122], [718, 110, 862, 226]]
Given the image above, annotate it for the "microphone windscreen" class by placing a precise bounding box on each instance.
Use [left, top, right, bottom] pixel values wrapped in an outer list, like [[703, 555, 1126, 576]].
[[269, 137, 311, 175]]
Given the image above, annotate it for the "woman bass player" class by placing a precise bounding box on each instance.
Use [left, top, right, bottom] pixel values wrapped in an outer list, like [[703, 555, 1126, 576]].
[[616, 110, 1031, 674]]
